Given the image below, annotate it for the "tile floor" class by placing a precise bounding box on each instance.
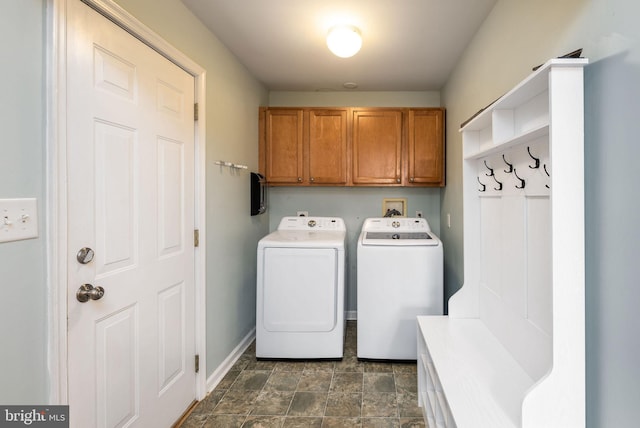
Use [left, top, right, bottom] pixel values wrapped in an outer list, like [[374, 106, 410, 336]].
[[180, 321, 426, 428]]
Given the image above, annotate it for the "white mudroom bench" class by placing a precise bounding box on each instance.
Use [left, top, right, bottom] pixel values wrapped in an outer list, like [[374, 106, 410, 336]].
[[417, 58, 587, 428]]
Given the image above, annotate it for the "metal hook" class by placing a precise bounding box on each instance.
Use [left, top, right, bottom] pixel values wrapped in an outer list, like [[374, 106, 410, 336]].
[[513, 168, 526, 189], [502, 154, 513, 173], [544, 163, 550, 189], [527, 146, 540, 169], [484, 160, 494, 176], [477, 176, 486, 192], [492, 174, 503, 191]]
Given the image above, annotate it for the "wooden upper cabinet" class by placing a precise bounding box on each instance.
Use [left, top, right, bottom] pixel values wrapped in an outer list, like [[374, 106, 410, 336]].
[[259, 106, 445, 187], [262, 109, 304, 184], [307, 109, 348, 185], [351, 109, 403, 185], [407, 108, 445, 186]]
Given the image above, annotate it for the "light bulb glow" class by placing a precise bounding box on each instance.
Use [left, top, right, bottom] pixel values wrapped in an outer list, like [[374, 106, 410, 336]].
[[326, 25, 362, 58]]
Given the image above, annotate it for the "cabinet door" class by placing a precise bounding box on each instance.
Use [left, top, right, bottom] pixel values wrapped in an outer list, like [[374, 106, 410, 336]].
[[408, 109, 445, 186], [308, 109, 348, 185], [264, 109, 304, 183], [352, 109, 403, 185]]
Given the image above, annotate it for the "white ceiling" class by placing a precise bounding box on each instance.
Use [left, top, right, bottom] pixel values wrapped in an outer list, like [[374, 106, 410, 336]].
[[181, 0, 497, 92]]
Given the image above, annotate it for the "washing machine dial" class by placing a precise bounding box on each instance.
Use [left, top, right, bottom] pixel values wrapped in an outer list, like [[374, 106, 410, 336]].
[[392, 221, 400, 228], [307, 219, 317, 227]]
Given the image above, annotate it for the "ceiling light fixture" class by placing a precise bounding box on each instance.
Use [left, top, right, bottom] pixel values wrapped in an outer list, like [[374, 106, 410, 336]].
[[326, 25, 362, 58]]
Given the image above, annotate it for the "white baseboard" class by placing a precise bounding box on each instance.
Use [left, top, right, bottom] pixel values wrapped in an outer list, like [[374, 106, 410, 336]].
[[205, 327, 256, 393], [345, 310, 357, 320]]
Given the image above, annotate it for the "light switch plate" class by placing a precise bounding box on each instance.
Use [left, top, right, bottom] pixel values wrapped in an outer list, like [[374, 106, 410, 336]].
[[0, 198, 38, 243]]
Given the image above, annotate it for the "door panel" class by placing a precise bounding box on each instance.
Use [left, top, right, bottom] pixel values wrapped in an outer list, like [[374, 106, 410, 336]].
[[66, 1, 196, 426]]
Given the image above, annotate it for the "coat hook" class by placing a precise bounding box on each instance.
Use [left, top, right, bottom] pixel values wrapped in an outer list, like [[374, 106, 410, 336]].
[[492, 174, 503, 191], [544, 163, 550, 189], [477, 176, 486, 192], [502, 154, 513, 173], [513, 168, 526, 189], [527, 146, 540, 169], [484, 160, 494, 176]]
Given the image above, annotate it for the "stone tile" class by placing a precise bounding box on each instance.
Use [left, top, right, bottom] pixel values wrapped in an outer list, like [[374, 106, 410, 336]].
[[325, 392, 362, 417], [297, 371, 333, 392], [201, 414, 246, 427], [335, 356, 364, 373], [393, 373, 417, 394], [180, 412, 207, 428], [231, 370, 271, 391], [242, 415, 286, 428], [363, 362, 393, 373], [396, 393, 422, 418], [398, 418, 425, 428], [192, 390, 226, 415], [247, 360, 278, 371], [321, 417, 362, 427], [364, 373, 395, 393], [251, 390, 295, 416], [392, 363, 416, 374], [330, 372, 363, 393], [362, 393, 398, 418], [275, 361, 306, 372], [362, 418, 401, 428], [212, 389, 259, 415], [265, 371, 302, 392], [282, 416, 323, 428], [216, 370, 242, 390], [288, 392, 328, 417], [304, 361, 336, 373], [231, 355, 252, 372]]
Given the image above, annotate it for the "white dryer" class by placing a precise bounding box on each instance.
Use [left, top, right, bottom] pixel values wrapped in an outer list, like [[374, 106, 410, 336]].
[[357, 217, 443, 360], [257, 216, 346, 359]]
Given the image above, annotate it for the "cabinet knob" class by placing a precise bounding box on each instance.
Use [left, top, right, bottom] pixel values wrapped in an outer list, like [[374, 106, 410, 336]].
[[410, 177, 415, 182], [297, 177, 302, 182], [310, 177, 315, 182], [396, 178, 401, 183]]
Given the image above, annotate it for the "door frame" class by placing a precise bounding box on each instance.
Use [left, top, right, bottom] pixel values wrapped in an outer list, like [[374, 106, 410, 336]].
[[46, 0, 208, 404]]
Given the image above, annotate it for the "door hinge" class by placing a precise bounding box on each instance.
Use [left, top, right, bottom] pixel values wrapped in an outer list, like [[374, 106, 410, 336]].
[[195, 354, 200, 373], [194, 103, 199, 121], [194, 229, 199, 247]]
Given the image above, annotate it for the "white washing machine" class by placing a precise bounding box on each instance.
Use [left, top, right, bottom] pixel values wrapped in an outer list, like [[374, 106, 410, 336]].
[[357, 217, 443, 360], [257, 216, 346, 359]]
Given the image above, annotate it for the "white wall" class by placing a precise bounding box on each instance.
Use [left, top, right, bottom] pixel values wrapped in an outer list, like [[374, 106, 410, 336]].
[[441, 0, 640, 425], [268, 90, 442, 313], [0, 0, 47, 404]]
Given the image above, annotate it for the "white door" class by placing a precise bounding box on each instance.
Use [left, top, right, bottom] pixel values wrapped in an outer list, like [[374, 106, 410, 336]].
[[66, 1, 196, 426]]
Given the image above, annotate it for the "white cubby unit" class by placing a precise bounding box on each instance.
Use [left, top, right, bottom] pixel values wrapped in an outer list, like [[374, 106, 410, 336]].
[[417, 58, 587, 428]]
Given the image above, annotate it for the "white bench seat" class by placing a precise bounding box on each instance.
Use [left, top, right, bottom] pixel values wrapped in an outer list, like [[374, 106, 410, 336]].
[[417, 316, 537, 428]]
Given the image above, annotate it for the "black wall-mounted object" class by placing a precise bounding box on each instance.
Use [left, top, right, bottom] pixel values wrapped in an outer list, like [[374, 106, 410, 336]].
[[250, 172, 266, 216]]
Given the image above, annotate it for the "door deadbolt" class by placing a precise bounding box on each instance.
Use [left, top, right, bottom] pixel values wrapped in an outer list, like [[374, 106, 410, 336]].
[[76, 247, 95, 264], [76, 284, 104, 302]]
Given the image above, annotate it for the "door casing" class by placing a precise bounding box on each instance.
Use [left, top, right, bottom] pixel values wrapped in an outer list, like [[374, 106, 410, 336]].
[[46, 0, 207, 404]]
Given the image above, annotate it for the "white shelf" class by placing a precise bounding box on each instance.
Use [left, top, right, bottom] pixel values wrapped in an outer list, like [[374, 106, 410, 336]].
[[464, 124, 549, 160]]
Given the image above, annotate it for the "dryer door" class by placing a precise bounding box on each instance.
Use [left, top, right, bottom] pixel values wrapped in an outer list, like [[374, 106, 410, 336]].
[[263, 247, 337, 332]]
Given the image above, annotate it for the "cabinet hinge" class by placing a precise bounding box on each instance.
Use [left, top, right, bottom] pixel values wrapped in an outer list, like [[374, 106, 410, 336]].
[[195, 354, 200, 373], [194, 229, 199, 247], [194, 103, 199, 121]]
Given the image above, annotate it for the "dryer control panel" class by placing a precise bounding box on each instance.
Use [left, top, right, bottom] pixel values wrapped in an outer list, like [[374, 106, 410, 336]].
[[277, 216, 346, 231]]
